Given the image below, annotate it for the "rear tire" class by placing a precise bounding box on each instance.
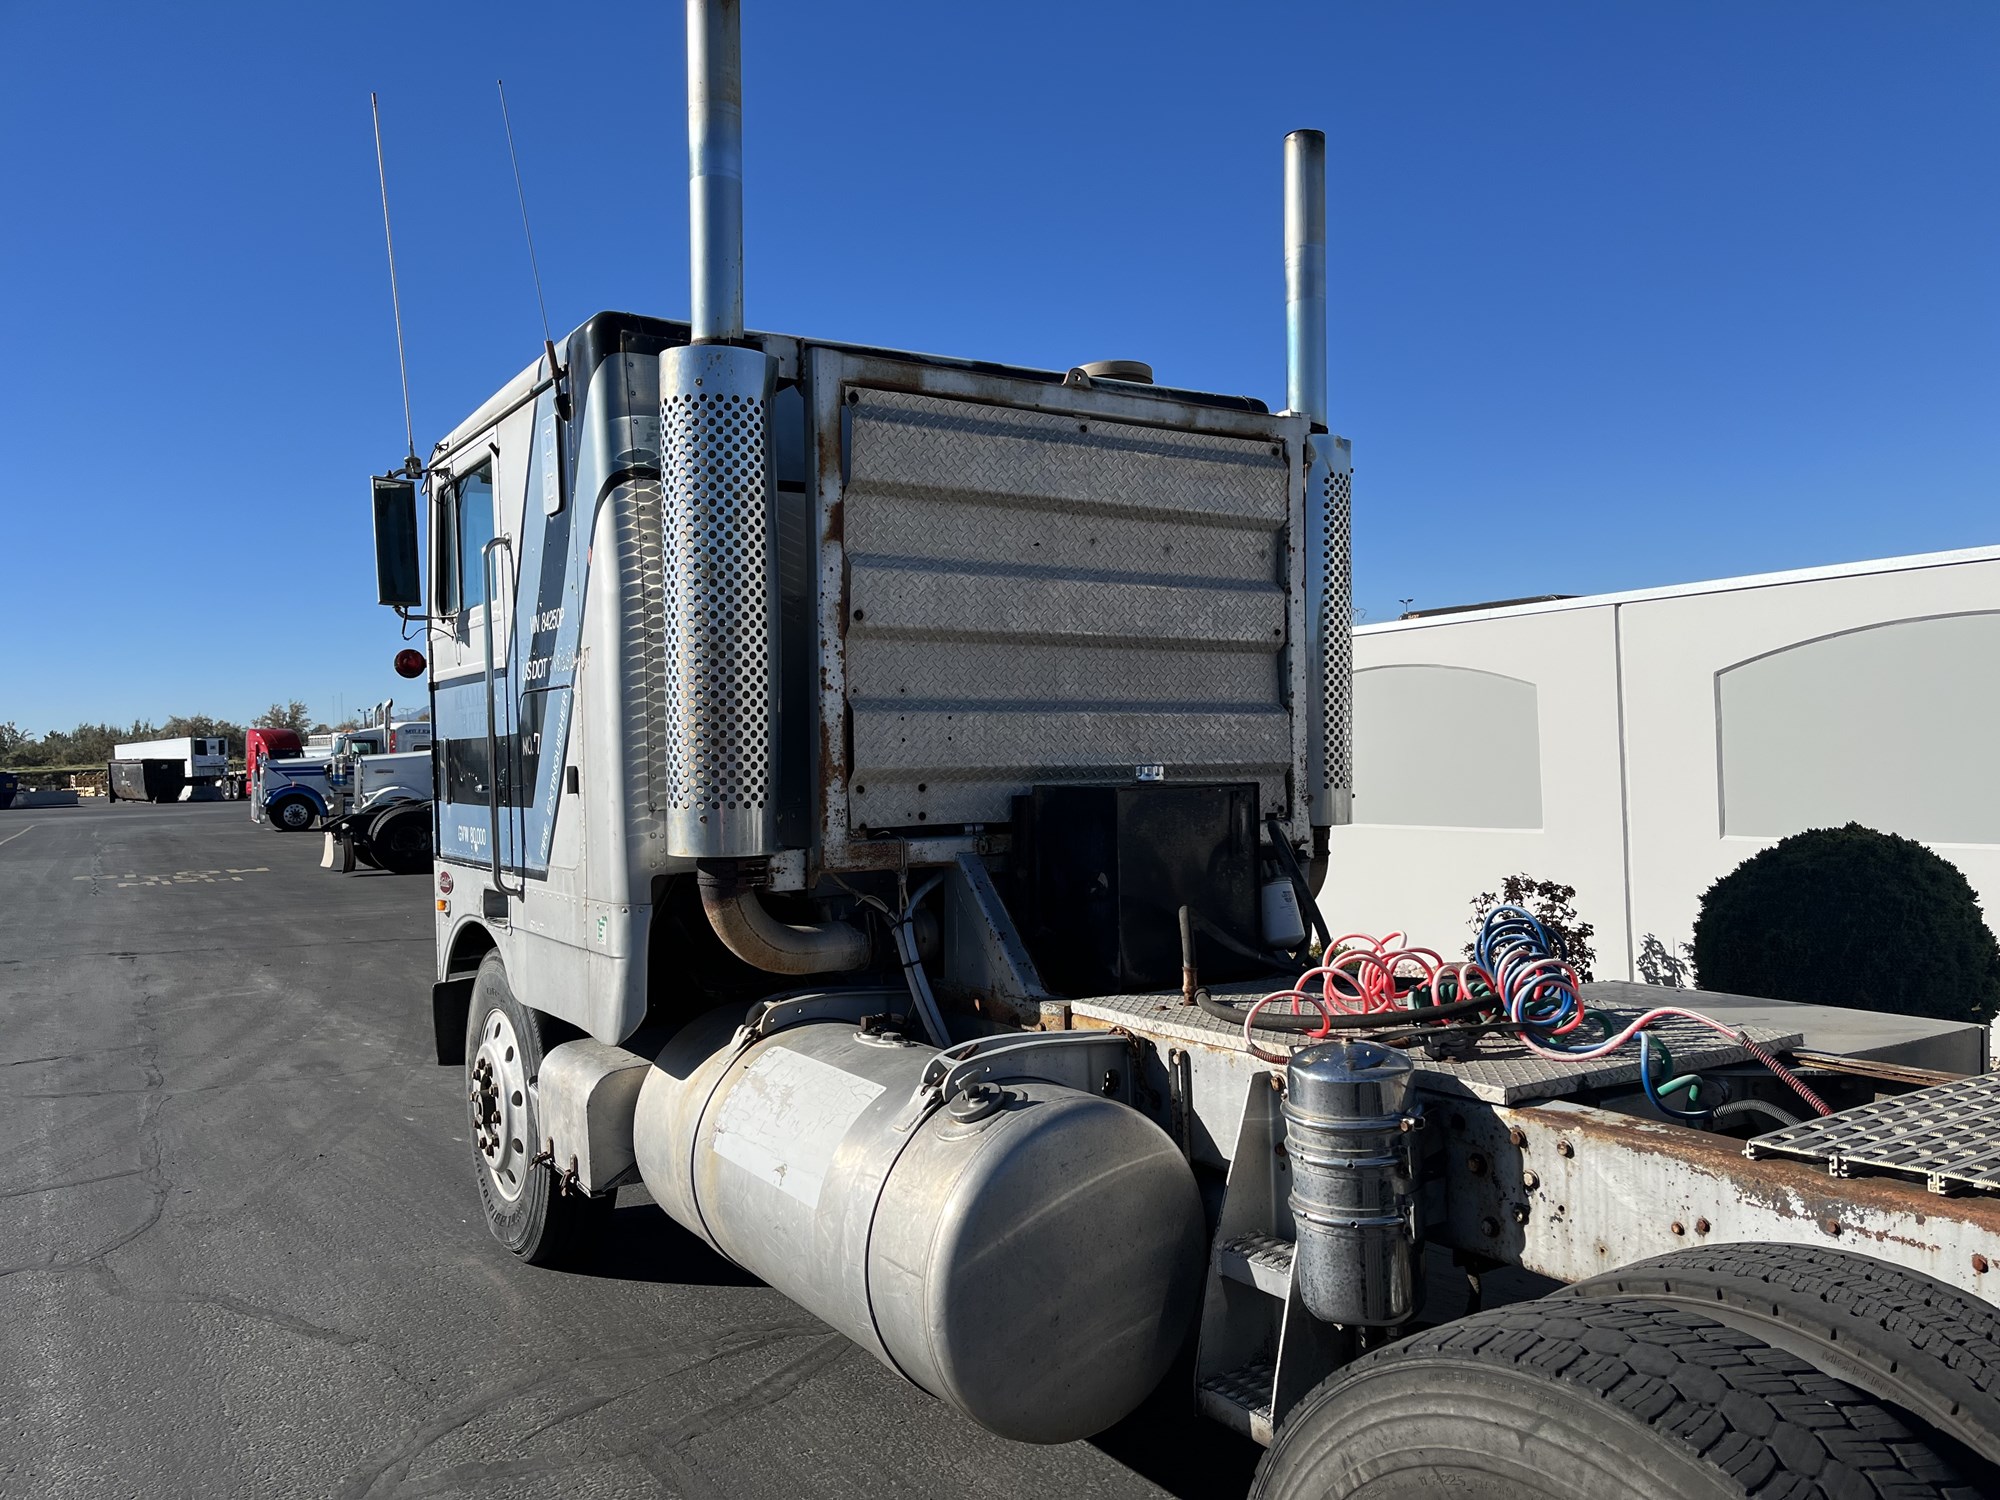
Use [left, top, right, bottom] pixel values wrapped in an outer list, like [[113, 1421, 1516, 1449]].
[[370, 804, 431, 875], [1252, 1298, 1973, 1500], [269, 797, 316, 832], [1561, 1243, 2000, 1479], [464, 954, 611, 1267]]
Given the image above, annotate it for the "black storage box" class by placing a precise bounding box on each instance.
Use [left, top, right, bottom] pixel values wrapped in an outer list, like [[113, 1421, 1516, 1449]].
[[1013, 781, 1263, 996], [107, 759, 186, 804]]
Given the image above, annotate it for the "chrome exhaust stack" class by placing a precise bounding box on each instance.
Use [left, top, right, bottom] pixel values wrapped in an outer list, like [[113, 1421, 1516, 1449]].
[[1287, 129, 1353, 837], [686, 0, 745, 344], [663, 0, 780, 863], [665, 1, 864, 969], [1284, 129, 1328, 430]]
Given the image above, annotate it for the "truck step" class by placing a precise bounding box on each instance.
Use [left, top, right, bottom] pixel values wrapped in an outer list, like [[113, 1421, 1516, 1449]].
[[1216, 1232, 1295, 1298], [1197, 1359, 1276, 1445]]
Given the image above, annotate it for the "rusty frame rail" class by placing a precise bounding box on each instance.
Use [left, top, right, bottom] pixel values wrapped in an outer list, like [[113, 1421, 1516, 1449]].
[[1436, 1096, 2000, 1299]]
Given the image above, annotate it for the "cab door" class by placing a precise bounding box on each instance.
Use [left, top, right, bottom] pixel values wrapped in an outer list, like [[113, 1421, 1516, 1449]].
[[432, 408, 538, 876]]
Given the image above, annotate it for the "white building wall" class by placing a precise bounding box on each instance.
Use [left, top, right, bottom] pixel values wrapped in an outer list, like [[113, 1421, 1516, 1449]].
[[1618, 558, 2000, 973], [1327, 604, 1631, 973], [1326, 547, 2000, 980]]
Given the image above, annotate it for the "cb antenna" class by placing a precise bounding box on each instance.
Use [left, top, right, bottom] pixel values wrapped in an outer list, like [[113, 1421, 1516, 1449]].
[[369, 93, 419, 476], [496, 79, 563, 404]]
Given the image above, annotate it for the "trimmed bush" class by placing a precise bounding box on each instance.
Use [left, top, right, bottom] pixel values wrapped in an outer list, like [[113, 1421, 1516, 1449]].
[[1692, 823, 2000, 1024]]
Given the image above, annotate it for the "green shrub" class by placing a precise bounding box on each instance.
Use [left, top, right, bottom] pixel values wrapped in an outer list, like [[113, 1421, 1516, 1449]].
[[1692, 823, 2000, 1024]]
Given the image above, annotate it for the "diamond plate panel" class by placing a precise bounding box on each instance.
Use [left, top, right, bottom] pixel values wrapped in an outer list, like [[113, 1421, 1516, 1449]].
[[1201, 1359, 1276, 1421], [842, 388, 1295, 831], [1068, 986, 1800, 1106], [1745, 1071, 2000, 1194]]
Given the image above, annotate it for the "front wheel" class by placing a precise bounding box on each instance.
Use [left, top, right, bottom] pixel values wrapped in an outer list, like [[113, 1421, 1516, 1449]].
[[464, 954, 611, 1267], [1253, 1298, 1970, 1500], [269, 797, 316, 832]]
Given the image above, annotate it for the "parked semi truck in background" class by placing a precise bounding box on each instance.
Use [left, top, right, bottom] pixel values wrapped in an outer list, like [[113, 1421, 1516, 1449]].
[[361, 10, 2000, 1495], [253, 715, 431, 832], [321, 742, 434, 875]]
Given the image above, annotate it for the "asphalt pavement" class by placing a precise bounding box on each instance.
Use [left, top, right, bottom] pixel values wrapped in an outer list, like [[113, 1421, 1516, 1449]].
[[0, 801, 1259, 1499]]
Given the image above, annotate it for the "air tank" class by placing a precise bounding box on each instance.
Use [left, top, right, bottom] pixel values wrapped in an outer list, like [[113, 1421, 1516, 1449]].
[[1283, 1039, 1423, 1326], [634, 1004, 1207, 1443]]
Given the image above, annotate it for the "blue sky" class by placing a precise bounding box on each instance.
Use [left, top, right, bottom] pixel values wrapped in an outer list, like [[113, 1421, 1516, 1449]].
[[2, 2, 1993, 732]]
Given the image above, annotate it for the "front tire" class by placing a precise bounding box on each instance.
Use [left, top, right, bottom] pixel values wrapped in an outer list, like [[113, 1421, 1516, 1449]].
[[464, 954, 610, 1267], [269, 796, 316, 832], [1253, 1298, 1970, 1500]]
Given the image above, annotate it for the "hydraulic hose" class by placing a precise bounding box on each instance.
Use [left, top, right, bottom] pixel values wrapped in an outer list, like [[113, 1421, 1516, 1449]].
[[696, 859, 870, 975], [1710, 1097, 1803, 1132], [1185, 904, 1308, 973], [1196, 986, 1492, 1034]]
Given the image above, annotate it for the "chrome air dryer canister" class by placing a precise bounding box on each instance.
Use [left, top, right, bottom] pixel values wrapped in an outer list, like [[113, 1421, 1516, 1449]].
[[634, 1005, 1207, 1444], [1282, 1039, 1423, 1327]]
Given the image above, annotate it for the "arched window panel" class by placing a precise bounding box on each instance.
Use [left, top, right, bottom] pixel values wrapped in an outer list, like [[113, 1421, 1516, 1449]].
[[1718, 612, 2000, 845], [1353, 665, 1542, 828]]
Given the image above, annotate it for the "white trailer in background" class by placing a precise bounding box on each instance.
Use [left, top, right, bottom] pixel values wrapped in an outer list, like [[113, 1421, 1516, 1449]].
[[1328, 545, 2000, 979], [111, 735, 230, 801]]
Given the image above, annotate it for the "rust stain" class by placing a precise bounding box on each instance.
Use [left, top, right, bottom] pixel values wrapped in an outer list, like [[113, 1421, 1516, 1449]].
[[1513, 1101, 2000, 1247]]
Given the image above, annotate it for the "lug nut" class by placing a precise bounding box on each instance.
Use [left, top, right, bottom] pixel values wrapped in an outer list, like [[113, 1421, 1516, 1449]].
[[1467, 1152, 1488, 1177], [1521, 1170, 1540, 1191], [1509, 1203, 1530, 1225], [1670, 1220, 1686, 1236], [1479, 1216, 1500, 1238], [1974, 1254, 1990, 1275], [1556, 1139, 1574, 1158], [1694, 1218, 1711, 1236], [1507, 1127, 1527, 1148]]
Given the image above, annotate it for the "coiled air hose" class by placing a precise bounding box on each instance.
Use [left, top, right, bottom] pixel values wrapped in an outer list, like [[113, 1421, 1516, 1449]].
[[1205, 904, 1832, 1118]]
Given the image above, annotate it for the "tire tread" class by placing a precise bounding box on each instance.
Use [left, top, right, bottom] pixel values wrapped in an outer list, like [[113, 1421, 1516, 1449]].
[[1252, 1298, 1979, 1500], [1562, 1243, 2000, 1469]]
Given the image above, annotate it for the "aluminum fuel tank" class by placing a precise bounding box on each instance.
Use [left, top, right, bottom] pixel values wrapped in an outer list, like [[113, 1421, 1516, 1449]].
[[633, 1003, 1206, 1444]]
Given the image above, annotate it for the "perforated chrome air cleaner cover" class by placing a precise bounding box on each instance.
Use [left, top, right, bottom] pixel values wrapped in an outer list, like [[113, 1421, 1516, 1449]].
[[659, 342, 780, 858], [1306, 437, 1353, 826]]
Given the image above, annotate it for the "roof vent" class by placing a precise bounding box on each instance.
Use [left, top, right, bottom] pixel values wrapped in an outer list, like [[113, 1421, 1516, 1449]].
[[1077, 359, 1154, 385]]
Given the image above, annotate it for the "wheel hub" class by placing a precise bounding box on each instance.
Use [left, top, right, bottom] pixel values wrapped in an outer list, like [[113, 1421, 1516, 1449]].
[[469, 1007, 531, 1202]]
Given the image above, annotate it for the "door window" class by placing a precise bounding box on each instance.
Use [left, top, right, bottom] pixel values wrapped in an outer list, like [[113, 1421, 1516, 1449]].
[[435, 464, 496, 614]]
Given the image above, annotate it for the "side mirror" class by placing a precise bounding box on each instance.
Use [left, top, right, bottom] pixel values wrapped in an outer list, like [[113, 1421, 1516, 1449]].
[[372, 476, 422, 608]]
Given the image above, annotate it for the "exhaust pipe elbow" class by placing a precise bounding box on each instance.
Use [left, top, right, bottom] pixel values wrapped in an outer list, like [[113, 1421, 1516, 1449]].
[[697, 860, 870, 975]]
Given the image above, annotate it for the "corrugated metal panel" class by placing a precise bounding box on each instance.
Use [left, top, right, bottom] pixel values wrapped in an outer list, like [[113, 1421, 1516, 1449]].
[[841, 389, 1293, 830]]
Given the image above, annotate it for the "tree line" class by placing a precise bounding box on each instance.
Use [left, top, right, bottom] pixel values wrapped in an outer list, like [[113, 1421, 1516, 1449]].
[[0, 701, 333, 769]]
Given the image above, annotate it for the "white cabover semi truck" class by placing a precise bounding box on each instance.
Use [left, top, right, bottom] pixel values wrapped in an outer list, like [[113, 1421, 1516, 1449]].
[[363, 8, 2000, 1494]]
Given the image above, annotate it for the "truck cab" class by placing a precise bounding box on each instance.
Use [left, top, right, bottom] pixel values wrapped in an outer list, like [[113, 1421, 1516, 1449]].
[[355, 13, 2000, 1494]]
